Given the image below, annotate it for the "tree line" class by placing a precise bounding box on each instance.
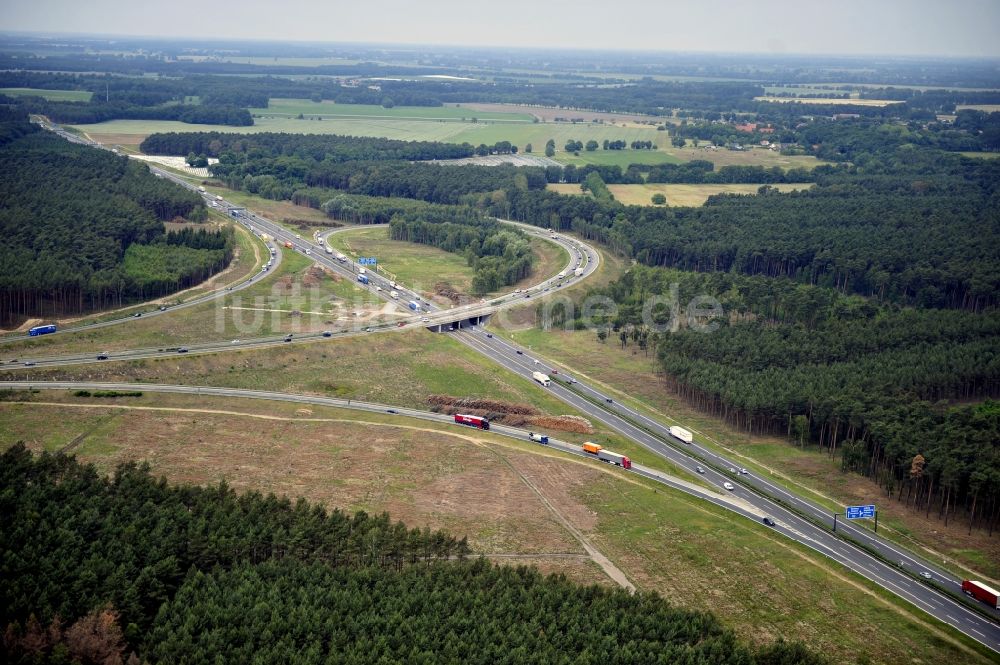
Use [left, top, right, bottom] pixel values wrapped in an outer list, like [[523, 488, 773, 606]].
[[0, 445, 823, 665], [386, 204, 534, 294], [0, 114, 226, 325], [573, 264, 1000, 538]]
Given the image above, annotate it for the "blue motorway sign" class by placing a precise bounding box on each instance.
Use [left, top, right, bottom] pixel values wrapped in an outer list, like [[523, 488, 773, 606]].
[[845, 504, 876, 520], [358, 257, 377, 266]]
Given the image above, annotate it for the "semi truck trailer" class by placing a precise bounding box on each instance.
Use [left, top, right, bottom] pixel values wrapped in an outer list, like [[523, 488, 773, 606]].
[[962, 580, 1000, 608], [581, 442, 631, 469], [454, 414, 490, 430], [532, 371, 551, 387], [669, 426, 694, 444]]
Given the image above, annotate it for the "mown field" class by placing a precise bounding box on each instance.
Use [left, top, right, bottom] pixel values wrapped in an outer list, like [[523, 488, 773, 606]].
[[0, 391, 992, 665], [254, 98, 533, 122], [1, 87, 92, 101], [325, 226, 568, 301], [548, 182, 811, 206], [490, 242, 1000, 583]]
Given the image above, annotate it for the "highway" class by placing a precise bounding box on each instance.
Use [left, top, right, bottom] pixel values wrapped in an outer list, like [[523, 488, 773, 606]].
[[12, 121, 1000, 653]]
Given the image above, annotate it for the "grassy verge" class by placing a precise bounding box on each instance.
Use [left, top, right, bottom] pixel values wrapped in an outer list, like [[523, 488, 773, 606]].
[[0, 392, 991, 664], [490, 245, 1000, 582], [1, 217, 266, 343], [326, 225, 569, 301], [0, 244, 383, 358]]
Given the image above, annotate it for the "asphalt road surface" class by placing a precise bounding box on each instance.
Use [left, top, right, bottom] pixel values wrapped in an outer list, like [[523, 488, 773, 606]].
[[9, 122, 998, 653]]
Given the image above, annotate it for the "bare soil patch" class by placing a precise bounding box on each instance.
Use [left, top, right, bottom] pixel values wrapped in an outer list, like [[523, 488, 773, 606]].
[[429, 395, 594, 434]]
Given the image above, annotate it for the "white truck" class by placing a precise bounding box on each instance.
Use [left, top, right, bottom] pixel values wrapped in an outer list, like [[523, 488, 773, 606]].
[[532, 371, 551, 387], [557, 271, 566, 279], [669, 426, 694, 444], [574, 267, 585, 277], [317, 237, 324, 245], [325, 246, 334, 255], [390, 291, 399, 299], [359, 267, 366, 275]]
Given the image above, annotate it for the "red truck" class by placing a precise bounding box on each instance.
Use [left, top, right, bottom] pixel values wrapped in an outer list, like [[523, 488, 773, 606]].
[[581, 442, 632, 470], [454, 414, 490, 430], [962, 580, 1000, 609]]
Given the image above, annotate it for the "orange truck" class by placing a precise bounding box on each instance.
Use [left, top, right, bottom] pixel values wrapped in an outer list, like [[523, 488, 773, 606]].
[[582, 441, 631, 469], [283, 241, 294, 249]]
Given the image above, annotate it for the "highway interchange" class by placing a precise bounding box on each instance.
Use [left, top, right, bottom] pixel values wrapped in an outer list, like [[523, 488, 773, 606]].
[[5, 121, 999, 653]]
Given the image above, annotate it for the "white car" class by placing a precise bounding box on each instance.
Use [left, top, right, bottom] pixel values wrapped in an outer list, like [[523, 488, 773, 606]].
[[723, 482, 735, 491]]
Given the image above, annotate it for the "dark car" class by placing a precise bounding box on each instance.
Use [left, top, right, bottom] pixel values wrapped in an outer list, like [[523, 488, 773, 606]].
[[322, 331, 333, 337], [516, 350, 523, 355], [387, 409, 398, 414], [96, 354, 109, 360], [284, 336, 293, 342], [177, 347, 188, 353], [23, 361, 36, 366], [486, 333, 493, 338], [605, 397, 613, 403], [762, 517, 776, 527], [133, 312, 142, 318]]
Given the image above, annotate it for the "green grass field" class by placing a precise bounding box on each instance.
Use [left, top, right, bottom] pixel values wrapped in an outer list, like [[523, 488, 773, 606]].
[[554, 149, 678, 167], [325, 226, 567, 300], [549, 182, 811, 206], [254, 98, 533, 122], [1, 87, 92, 102], [0, 391, 991, 664]]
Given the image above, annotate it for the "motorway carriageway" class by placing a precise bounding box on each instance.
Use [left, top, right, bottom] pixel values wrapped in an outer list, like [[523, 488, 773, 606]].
[[14, 123, 1000, 652]]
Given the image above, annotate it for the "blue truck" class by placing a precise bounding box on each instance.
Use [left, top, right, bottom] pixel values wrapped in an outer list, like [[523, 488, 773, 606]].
[[28, 324, 57, 336], [357, 274, 369, 285], [408, 300, 420, 311]]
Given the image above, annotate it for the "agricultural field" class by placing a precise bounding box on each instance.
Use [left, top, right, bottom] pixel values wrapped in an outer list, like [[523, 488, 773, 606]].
[[547, 182, 811, 206], [456, 102, 667, 125], [956, 104, 1000, 113], [324, 226, 568, 302], [0, 87, 92, 101], [72, 115, 668, 155], [0, 391, 991, 664], [754, 96, 904, 106], [554, 149, 678, 168], [255, 98, 533, 122]]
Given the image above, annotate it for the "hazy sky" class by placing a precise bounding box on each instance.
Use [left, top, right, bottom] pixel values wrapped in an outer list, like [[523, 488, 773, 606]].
[[4, 0, 999, 58]]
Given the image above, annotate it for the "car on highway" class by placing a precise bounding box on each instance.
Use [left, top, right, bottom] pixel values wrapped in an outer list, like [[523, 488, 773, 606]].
[[516, 350, 523, 355], [696, 466, 705, 474], [567, 378, 577, 384], [729, 467, 737, 474], [23, 361, 36, 366], [231, 339, 240, 344], [397, 322, 406, 327], [177, 348, 188, 353], [159, 306, 167, 311], [920, 571, 933, 580], [96, 353, 109, 360], [739, 468, 749, 475], [133, 312, 142, 318], [365, 327, 372, 332], [386, 409, 398, 414], [605, 397, 613, 403], [421, 317, 430, 322], [762, 517, 776, 527], [486, 333, 493, 338], [723, 482, 735, 491]]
